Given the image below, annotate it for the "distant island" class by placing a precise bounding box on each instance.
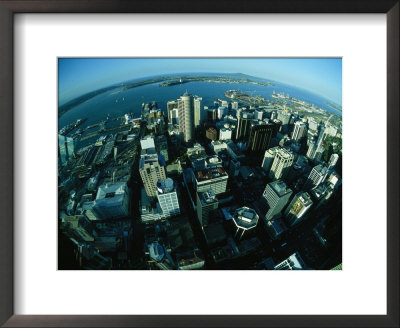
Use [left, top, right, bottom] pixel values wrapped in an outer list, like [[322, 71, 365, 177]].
[[58, 73, 273, 117]]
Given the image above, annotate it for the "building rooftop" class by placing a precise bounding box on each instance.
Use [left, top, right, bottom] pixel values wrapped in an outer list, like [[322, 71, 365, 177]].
[[149, 242, 165, 262], [274, 252, 306, 270], [233, 206, 259, 230], [269, 180, 292, 197], [156, 178, 175, 194], [195, 166, 227, 182], [198, 190, 217, 206], [96, 182, 127, 201]]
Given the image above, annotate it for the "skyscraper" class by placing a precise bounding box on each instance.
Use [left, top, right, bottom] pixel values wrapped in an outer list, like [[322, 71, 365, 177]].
[[247, 120, 275, 153], [194, 96, 203, 128], [291, 121, 307, 141], [58, 134, 75, 166], [261, 146, 279, 172], [192, 156, 228, 195], [177, 92, 195, 143], [139, 153, 167, 198], [167, 100, 178, 124], [236, 111, 254, 141], [269, 147, 294, 181], [156, 178, 180, 217], [284, 191, 313, 226], [196, 189, 218, 227], [304, 164, 328, 190], [261, 180, 292, 222], [328, 153, 339, 170], [93, 182, 130, 220]]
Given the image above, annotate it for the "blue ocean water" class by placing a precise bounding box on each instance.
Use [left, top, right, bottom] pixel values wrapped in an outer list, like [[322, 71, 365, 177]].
[[58, 80, 341, 133]]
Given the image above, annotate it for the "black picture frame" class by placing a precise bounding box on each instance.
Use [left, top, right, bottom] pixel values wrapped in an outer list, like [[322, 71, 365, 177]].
[[0, 1, 398, 327]]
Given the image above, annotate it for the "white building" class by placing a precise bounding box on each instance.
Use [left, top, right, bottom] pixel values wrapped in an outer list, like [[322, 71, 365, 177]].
[[194, 96, 203, 128], [291, 121, 307, 141], [304, 164, 328, 190], [217, 106, 227, 120], [140, 136, 155, 152], [219, 127, 232, 140], [261, 180, 292, 222], [274, 252, 306, 270], [192, 156, 228, 195], [269, 147, 294, 181], [261, 146, 279, 172], [178, 92, 195, 142], [156, 178, 180, 217], [328, 153, 339, 170]]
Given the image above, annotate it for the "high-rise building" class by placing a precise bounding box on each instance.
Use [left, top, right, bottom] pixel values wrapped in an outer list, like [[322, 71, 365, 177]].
[[248, 120, 275, 153], [192, 156, 228, 195], [236, 111, 254, 141], [232, 207, 259, 240], [261, 180, 292, 221], [291, 121, 307, 141], [93, 182, 130, 220], [254, 108, 264, 121], [232, 101, 239, 110], [304, 164, 328, 190], [155, 135, 169, 162], [194, 96, 203, 128], [269, 147, 294, 181], [177, 92, 195, 143], [167, 100, 178, 124], [219, 127, 232, 140], [217, 106, 227, 120], [284, 191, 313, 226], [196, 189, 218, 227], [207, 108, 217, 122], [156, 178, 180, 217], [139, 153, 167, 198], [58, 134, 75, 166], [328, 153, 339, 170], [261, 146, 279, 172], [277, 110, 292, 132]]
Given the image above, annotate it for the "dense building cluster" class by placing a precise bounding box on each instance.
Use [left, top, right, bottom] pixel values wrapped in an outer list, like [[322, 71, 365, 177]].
[[58, 89, 342, 270]]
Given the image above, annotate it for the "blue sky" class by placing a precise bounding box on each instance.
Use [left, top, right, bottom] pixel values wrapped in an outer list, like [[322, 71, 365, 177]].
[[58, 58, 342, 105]]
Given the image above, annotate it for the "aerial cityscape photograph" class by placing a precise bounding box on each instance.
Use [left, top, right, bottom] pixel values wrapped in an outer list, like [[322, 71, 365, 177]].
[[58, 58, 342, 270]]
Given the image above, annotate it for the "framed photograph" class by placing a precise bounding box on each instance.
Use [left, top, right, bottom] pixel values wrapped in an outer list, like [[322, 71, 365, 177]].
[[1, 1, 398, 327]]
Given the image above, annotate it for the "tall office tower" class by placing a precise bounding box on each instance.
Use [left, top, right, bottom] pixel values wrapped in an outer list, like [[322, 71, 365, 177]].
[[217, 106, 227, 120], [192, 156, 228, 195], [194, 96, 203, 128], [139, 153, 167, 198], [155, 135, 169, 162], [306, 140, 316, 159], [284, 191, 313, 226], [229, 158, 240, 177], [328, 153, 339, 170], [261, 179, 293, 221], [232, 101, 239, 111], [156, 178, 180, 217], [248, 120, 275, 153], [304, 164, 328, 190], [291, 121, 307, 141], [93, 182, 130, 220], [270, 110, 278, 120], [233, 207, 259, 240], [207, 108, 217, 122], [261, 146, 279, 172], [315, 122, 326, 150], [167, 100, 178, 124], [236, 107, 243, 120], [58, 134, 75, 166], [254, 108, 264, 121], [269, 147, 294, 181], [177, 92, 195, 143], [307, 117, 318, 133], [219, 126, 232, 140], [274, 252, 306, 270], [277, 110, 292, 130], [236, 111, 254, 141], [196, 189, 218, 227]]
